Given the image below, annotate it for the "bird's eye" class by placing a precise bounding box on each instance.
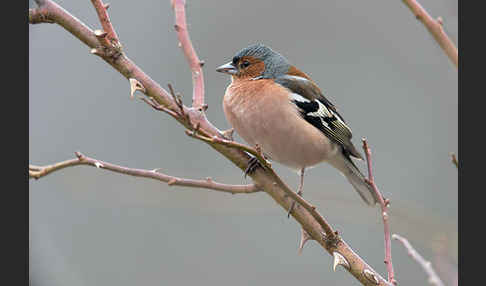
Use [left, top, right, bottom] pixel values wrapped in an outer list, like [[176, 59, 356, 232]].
[[240, 61, 250, 69]]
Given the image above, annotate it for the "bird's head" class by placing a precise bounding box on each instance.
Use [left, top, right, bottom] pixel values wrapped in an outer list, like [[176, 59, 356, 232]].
[[216, 44, 291, 80]]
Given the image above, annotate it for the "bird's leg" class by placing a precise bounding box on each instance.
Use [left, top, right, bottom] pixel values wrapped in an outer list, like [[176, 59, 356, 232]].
[[287, 168, 305, 218], [244, 156, 263, 178]]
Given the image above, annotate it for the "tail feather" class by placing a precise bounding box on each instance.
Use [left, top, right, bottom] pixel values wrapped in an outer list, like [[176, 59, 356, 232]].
[[331, 153, 379, 206]]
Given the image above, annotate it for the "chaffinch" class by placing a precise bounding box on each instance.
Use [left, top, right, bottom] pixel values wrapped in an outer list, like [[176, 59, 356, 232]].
[[216, 44, 379, 211]]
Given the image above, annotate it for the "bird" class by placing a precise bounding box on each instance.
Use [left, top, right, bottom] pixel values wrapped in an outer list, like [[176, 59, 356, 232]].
[[216, 44, 379, 213]]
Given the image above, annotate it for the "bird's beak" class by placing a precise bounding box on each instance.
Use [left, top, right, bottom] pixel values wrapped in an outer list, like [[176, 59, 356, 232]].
[[216, 62, 238, 75]]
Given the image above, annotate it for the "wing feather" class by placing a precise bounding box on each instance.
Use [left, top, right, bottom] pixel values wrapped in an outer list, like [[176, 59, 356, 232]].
[[274, 74, 363, 159]]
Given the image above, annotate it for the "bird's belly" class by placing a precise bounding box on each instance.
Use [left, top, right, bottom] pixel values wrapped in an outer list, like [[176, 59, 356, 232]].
[[223, 93, 339, 170]]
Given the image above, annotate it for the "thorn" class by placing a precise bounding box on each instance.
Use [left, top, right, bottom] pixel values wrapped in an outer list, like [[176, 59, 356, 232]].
[[103, 3, 110, 9], [94, 161, 103, 168], [199, 60, 205, 67], [437, 16, 443, 26], [75, 152, 83, 160], [94, 29, 108, 38], [298, 229, 312, 254], [192, 122, 200, 136], [129, 78, 146, 99], [200, 104, 208, 111], [174, 24, 180, 32], [151, 168, 162, 173], [178, 42, 182, 48], [363, 269, 380, 285], [167, 178, 177, 185], [332, 252, 350, 271], [90, 48, 103, 56], [222, 128, 234, 141], [205, 177, 213, 183]]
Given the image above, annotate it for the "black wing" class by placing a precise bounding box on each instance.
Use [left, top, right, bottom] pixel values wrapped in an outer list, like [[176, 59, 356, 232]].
[[274, 74, 363, 159]]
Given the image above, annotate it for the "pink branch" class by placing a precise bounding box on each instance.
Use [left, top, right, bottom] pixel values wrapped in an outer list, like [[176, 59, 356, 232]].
[[362, 139, 397, 285], [90, 0, 120, 48], [393, 234, 445, 286], [171, 0, 206, 108], [186, 131, 337, 239], [29, 1, 396, 284], [402, 0, 458, 69], [29, 152, 260, 194]]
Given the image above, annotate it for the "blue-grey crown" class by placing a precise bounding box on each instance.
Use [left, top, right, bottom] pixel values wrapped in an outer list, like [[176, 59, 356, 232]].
[[233, 44, 290, 79]]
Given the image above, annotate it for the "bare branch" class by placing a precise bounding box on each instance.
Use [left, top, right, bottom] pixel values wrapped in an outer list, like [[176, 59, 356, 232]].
[[29, 7, 55, 24], [29, 152, 260, 195], [90, 0, 121, 50], [186, 131, 337, 241], [402, 0, 458, 68], [393, 234, 445, 286], [171, 0, 205, 108], [362, 139, 397, 285], [29, 1, 394, 285]]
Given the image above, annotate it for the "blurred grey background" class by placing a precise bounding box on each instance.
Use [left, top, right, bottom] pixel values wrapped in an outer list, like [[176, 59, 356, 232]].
[[29, 0, 457, 285]]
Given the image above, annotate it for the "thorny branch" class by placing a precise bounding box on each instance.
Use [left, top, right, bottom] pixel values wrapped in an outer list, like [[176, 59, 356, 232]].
[[29, 1, 395, 285], [402, 0, 458, 68], [362, 139, 397, 285], [185, 131, 337, 239], [393, 234, 445, 286], [29, 152, 260, 194], [90, 0, 120, 49], [171, 0, 205, 108]]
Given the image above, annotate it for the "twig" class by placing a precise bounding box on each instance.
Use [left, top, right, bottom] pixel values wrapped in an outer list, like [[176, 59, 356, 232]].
[[393, 234, 445, 286], [450, 153, 458, 168], [402, 0, 458, 68], [362, 139, 397, 285], [171, 0, 205, 108], [29, 152, 260, 195], [90, 0, 121, 50]]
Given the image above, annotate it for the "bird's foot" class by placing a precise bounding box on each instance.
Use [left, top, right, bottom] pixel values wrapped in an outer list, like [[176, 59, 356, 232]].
[[244, 156, 263, 178]]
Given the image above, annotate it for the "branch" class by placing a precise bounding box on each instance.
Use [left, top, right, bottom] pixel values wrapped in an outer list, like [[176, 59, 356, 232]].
[[402, 0, 458, 68], [171, 0, 205, 108], [186, 131, 337, 239], [29, 1, 394, 285], [450, 153, 458, 168], [393, 234, 445, 286], [29, 152, 260, 194], [362, 139, 397, 285], [90, 0, 120, 49]]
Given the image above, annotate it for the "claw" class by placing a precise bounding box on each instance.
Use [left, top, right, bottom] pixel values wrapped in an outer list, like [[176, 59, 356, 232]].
[[287, 191, 303, 218], [244, 156, 262, 178]]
